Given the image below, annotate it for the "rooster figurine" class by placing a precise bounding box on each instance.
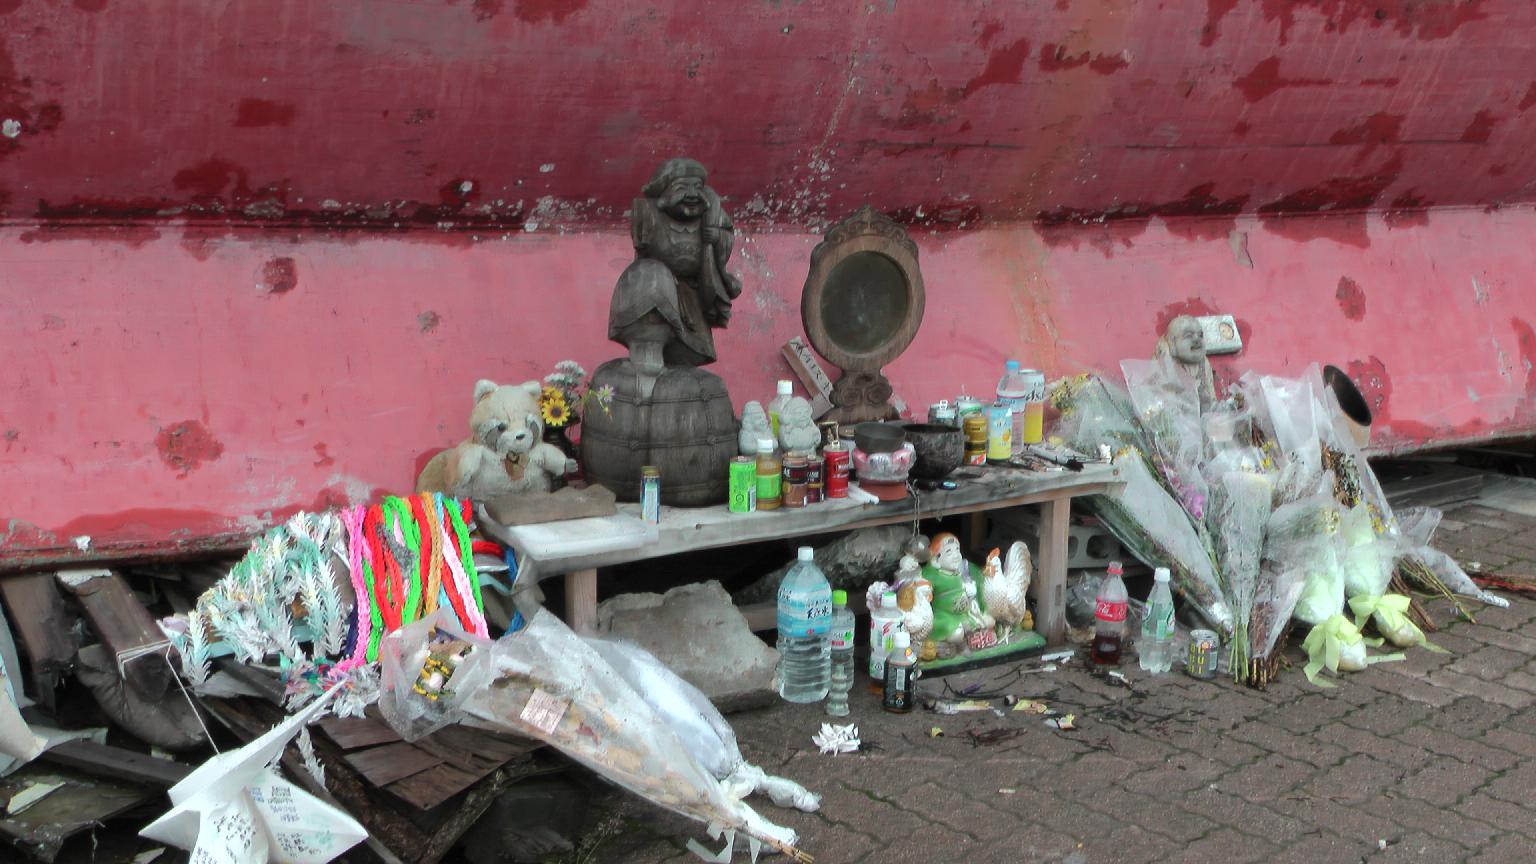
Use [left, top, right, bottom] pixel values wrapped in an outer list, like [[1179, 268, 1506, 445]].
[[981, 542, 1033, 643]]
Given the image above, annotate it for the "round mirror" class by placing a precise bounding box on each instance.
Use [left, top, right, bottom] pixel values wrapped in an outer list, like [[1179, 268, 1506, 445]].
[[820, 251, 911, 357]]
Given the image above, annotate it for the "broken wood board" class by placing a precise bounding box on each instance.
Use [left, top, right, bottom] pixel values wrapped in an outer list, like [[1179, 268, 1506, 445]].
[[319, 706, 541, 811], [780, 337, 836, 418], [40, 740, 191, 787], [56, 569, 170, 699], [0, 575, 76, 710], [0, 767, 148, 863]]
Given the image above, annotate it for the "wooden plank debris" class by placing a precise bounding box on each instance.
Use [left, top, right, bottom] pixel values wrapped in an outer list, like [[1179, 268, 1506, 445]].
[[0, 574, 77, 709], [56, 569, 171, 699], [39, 740, 191, 787]]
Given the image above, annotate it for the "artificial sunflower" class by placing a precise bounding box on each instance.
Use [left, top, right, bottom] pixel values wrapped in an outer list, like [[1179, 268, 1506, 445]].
[[540, 387, 571, 427]]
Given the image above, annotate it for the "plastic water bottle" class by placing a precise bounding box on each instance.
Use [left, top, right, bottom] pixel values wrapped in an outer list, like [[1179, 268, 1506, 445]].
[[826, 590, 855, 717], [1092, 561, 1128, 666], [767, 379, 795, 444], [776, 546, 832, 703], [868, 590, 903, 695], [1139, 567, 1176, 674], [996, 360, 1031, 456]]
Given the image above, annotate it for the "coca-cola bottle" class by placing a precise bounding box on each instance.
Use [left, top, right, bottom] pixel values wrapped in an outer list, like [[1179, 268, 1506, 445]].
[[1092, 561, 1128, 665]]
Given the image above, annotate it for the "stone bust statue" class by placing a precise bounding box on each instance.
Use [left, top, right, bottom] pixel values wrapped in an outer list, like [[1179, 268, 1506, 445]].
[[608, 158, 742, 388], [1155, 314, 1216, 409]]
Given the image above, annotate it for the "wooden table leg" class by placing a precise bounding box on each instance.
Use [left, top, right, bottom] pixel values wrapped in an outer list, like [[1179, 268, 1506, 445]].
[[966, 511, 988, 556], [1033, 497, 1071, 646], [564, 568, 598, 634]]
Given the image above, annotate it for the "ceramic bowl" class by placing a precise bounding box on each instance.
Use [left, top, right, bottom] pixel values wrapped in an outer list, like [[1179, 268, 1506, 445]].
[[851, 442, 915, 483], [901, 423, 963, 481], [853, 422, 905, 454]]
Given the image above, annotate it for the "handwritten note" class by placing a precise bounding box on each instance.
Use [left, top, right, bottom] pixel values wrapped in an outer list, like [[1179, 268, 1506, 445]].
[[520, 688, 569, 735]]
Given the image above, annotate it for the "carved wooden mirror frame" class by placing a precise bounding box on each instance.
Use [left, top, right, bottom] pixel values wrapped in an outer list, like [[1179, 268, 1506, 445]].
[[800, 206, 926, 425]]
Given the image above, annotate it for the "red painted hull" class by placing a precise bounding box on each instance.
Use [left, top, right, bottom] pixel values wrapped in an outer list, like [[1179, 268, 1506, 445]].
[[2, 1, 1535, 565]]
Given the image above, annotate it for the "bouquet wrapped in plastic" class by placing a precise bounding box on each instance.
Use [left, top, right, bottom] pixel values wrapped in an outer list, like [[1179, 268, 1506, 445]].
[[1122, 358, 1210, 522], [452, 610, 815, 862], [1208, 469, 1275, 680]]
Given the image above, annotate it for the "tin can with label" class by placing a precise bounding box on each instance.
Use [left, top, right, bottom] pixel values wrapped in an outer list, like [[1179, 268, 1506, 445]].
[[962, 415, 987, 466], [782, 454, 810, 508], [986, 403, 1013, 462], [955, 396, 984, 423], [1186, 629, 1219, 679], [728, 456, 756, 514], [805, 457, 824, 504], [1020, 368, 1048, 444], [823, 444, 850, 498], [928, 400, 957, 427], [640, 466, 661, 524]]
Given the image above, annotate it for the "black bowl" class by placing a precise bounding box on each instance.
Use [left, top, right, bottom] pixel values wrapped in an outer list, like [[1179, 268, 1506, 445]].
[[854, 422, 906, 454], [901, 423, 963, 481]]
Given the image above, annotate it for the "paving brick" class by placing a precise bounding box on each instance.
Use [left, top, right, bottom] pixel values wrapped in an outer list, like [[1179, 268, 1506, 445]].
[[1262, 692, 1358, 735], [1480, 726, 1536, 760], [1300, 754, 1406, 805], [1269, 794, 1401, 843], [1375, 832, 1473, 863], [1181, 788, 1310, 845], [1422, 697, 1518, 737], [1457, 626, 1536, 655], [1399, 755, 1493, 807], [1454, 797, 1536, 842], [1084, 786, 1219, 843], [1342, 695, 1436, 737], [1469, 834, 1536, 864], [1449, 645, 1531, 682], [1266, 833, 1382, 864], [1478, 760, 1536, 805], [1395, 725, 1522, 772], [1315, 723, 1434, 769], [1158, 828, 1279, 864], [1211, 755, 1318, 804], [1370, 792, 1500, 849], [1225, 721, 1348, 768], [1064, 825, 1178, 864]]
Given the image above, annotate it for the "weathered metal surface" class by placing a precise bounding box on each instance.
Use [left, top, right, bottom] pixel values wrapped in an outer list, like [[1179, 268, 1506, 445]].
[[2, 1, 1534, 562], [0, 1, 1531, 227]]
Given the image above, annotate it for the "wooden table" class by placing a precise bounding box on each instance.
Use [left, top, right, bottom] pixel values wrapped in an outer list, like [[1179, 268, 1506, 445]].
[[478, 464, 1122, 646]]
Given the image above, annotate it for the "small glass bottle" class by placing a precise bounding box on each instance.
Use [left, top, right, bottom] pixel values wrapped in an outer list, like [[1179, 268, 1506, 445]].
[[882, 632, 916, 713], [640, 466, 661, 524], [755, 439, 782, 511]]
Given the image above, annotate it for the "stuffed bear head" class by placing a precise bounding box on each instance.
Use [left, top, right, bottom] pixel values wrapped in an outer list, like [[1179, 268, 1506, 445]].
[[470, 379, 546, 458]]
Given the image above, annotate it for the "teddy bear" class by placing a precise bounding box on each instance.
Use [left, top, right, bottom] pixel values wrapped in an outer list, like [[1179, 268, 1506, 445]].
[[417, 379, 577, 502]]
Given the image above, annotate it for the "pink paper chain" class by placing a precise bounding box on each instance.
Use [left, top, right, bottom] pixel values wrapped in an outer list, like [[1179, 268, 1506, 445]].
[[336, 505, 373, 671]]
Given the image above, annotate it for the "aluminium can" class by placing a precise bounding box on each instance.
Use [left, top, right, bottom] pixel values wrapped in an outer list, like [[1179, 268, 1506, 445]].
[[1186, 629, 1219, 679], [728, 456, 756, 514], [823, 444, 850, 498]]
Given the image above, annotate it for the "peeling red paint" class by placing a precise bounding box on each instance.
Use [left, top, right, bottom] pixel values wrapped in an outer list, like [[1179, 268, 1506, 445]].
[[234, 98, 296, 127], [1233, 57, 1331, 104], [1346, 356, 1392, 423], [1257, 154, 1403, 247], [1335, 276, 1366, 320], [889, 201, 983, 231], [73, 0, 109, 12], [1200, 0, 1241, 46], [1328, 112, 1404, 163], [1460, 109, 1499, 144], [155, 420, 225, 476], [1513, 318, 1536, 398], [54, 508, 229, 542], [1383, 191, 1431, 228], [1037, 43, 1126, 75], [1490, 164, 1508, 177], [1520, 83, 1536, 111], [1256, 0, 1488, 46], [473, 0, 504, 20], [418, 310, 442, 333], [513, 0, 586, 24], [172, 157, 253, 204], [1088, 54, 1129, 75], [977, 20, 1004, 48], [1232, 120, 1251, 136], [313, 442, 335, 468], [963, 37, 1032, 97], [1361, 77, 1400, 88], [261, 256, 298, 294], [0, 1, 23, 13], [20, 223, 162, 248], [1036, 183, 1247, 247]]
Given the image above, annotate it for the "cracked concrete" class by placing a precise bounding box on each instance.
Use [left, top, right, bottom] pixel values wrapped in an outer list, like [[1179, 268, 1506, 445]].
[[593, 498, 1536, 863]]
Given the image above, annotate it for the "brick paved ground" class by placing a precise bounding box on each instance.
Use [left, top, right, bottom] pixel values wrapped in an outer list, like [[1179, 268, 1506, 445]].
[[590, 498, 1536, 864]]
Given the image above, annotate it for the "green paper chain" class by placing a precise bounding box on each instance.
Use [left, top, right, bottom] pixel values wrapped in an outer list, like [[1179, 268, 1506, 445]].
[[383, 496, 423, 625]]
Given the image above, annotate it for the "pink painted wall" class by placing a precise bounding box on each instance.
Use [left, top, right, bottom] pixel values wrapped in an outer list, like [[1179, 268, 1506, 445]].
[[4, 207, 1534, 564]]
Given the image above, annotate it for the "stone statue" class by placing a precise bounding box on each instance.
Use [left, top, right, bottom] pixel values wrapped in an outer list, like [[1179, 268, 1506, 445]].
[[776, 396, 821, 453], [739, 401, 772, 456], [609, 157, 742, 392], [1156, 315, 1216, 410]]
